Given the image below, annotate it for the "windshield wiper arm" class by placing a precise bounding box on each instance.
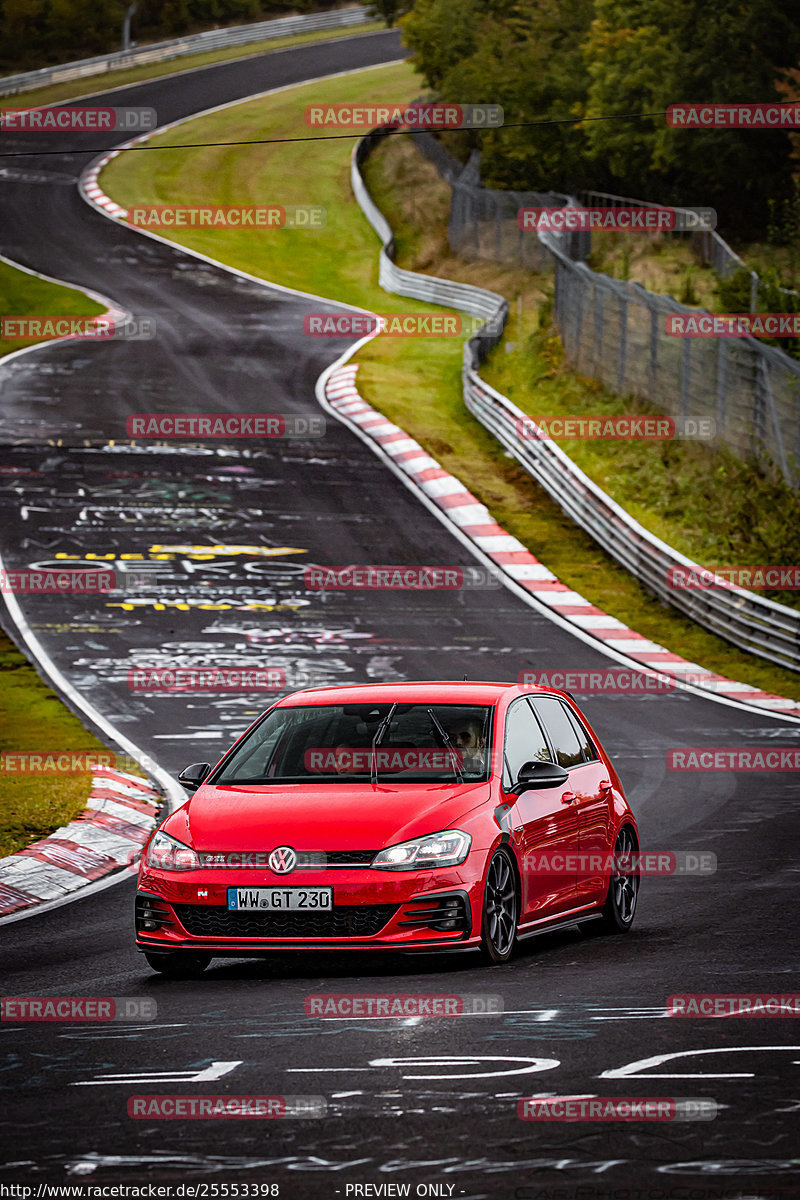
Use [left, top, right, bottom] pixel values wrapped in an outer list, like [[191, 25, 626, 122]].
[[427, 707, 464, 783], [371, 702, 398, 787]]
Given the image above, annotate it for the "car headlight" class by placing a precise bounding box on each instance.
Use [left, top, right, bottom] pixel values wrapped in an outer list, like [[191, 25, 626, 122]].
[[145, 830, 201, 872], [371, 830, 472, 871]]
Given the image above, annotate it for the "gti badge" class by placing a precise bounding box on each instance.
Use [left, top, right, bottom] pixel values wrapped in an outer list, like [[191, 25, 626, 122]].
[[268, 845, 297, 874]]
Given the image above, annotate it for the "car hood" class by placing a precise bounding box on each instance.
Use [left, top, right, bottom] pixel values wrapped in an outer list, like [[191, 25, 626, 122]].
[[165, 780, 491, 852]]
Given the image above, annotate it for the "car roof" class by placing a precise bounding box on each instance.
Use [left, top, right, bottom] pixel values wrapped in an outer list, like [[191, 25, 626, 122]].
[[276, 680, 541, 707]]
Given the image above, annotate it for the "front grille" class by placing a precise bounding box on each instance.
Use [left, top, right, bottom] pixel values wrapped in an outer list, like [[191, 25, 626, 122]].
[[197, 850, 377, 869], [323, 850, 376, 866], [173, 903, 399, 939]]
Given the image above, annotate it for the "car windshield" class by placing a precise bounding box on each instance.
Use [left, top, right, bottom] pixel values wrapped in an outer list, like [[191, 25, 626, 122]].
[[213, 702, 493, 784]]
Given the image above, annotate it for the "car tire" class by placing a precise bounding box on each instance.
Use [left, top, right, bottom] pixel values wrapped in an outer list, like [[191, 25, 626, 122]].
[[591, 825, 639, 935], [144, 951, 211, 978], [479, 848, 518, 964]]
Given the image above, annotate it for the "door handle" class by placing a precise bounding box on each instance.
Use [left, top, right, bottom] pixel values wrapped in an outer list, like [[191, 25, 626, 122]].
[[561, 791, 576, 804], [598, 779, 612, 793]]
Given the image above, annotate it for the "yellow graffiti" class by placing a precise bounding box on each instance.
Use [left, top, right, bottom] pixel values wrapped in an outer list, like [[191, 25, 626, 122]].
[[149, 544, 307, 558]]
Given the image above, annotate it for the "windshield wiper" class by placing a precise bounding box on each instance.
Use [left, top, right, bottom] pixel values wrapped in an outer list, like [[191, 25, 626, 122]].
[[427, 707, 464, 783], [371, 702, 398, 787]]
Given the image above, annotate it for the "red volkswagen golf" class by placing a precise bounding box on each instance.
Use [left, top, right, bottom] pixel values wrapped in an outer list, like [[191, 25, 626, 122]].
[[136, 681, 639, 975]]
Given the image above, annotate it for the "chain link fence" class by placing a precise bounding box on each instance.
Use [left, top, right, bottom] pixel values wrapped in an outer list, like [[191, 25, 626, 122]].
[[412, 132, 800, 485], [354, 127, 800, 675]]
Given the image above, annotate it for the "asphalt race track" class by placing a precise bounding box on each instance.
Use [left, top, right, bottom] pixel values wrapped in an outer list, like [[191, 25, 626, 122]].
[[2, 28, 800, 1200]]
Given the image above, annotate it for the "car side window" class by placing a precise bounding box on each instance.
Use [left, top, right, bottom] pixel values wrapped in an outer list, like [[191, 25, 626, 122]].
[[503, 699, 553, 786], [530, 697, 585, 769], [563, 704, 599, 763]]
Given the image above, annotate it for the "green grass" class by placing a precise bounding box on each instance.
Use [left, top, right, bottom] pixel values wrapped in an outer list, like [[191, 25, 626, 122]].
[[586, 231, 717, 308], [1, 20, 386, 110], [0, 261, 106, 357], [100, 63, 800, 703], [0, 631, 119, 857]]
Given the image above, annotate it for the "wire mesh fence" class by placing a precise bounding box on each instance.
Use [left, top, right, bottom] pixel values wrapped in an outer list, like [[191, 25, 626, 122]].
[[353, 127, 800, 675], [412, 132, 800, 485]]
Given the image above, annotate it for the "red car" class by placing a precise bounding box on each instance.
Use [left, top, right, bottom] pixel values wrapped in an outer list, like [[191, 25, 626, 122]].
[[136, 681, 639, 976]]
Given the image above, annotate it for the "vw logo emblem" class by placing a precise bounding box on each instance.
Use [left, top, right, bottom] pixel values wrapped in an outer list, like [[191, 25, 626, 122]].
[[268, 845, 297, 874]]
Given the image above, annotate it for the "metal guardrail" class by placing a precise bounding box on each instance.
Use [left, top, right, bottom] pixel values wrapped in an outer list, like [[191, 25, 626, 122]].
[[0, 6, 371, 97], [352, 127, 800, 673], [353, 131, 509, 330]]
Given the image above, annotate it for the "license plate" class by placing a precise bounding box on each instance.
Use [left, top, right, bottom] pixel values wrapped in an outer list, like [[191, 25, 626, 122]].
[[227, 887, 333, 912]]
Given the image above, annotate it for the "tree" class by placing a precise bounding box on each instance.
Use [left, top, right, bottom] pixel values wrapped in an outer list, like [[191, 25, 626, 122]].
[[581, 0, 800, 233], [402, 0, 593, 191], [367, 0, 414, 28]]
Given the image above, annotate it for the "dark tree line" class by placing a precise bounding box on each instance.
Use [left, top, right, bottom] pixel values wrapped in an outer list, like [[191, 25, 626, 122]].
[[383, 0, 800, 236], [1, 0, 332, 73]]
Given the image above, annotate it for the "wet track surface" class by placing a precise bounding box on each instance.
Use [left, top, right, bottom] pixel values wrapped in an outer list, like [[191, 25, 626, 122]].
[[1, 28, 800, 1200]]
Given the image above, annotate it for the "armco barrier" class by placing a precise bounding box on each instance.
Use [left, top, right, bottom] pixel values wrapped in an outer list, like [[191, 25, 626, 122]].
[[0, 6, 371, 97], [352, 128, 800, 673]]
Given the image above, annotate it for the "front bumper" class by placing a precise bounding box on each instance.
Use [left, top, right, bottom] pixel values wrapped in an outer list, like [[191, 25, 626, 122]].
[[135, 864, 483, 954]]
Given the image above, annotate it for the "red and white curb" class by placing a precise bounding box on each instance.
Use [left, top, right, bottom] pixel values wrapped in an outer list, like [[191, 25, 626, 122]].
[[0, 768, 161, 916], [326, 363, 799, 717], [81, 147, 134, 220]]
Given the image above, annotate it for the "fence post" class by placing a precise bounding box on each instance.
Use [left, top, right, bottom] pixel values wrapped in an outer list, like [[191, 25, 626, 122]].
[[716, 337, 727, 431], [750, 271, 759, 313], [680, 338, 691, 417], [593, 282, 604, 376], [617, 291, 629, 393], [649, 302, 659, 397]]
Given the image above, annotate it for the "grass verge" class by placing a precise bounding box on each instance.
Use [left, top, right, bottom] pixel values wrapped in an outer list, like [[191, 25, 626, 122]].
[[99, 62, 800, 702], [0, 261, 106, 357], [0, 630, 124, 858]]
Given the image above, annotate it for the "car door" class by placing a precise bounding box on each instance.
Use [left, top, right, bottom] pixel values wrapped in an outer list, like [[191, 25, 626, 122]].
[[530, 696, 613, 905], [501, 698, 580, 922]]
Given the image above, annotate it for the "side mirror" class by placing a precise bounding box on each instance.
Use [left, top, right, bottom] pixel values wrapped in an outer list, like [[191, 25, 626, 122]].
[[509, 759, 569, 794], [177, 762, 211, 792]]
